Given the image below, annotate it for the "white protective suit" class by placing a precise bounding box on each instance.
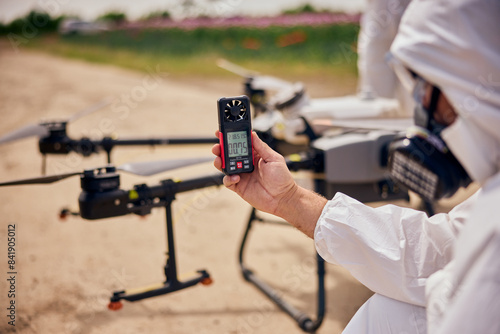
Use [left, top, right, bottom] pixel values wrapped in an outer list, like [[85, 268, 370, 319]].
[[314, 0, 500, 333], [357, 0, 411, 99], [356, 0, 415, 116]]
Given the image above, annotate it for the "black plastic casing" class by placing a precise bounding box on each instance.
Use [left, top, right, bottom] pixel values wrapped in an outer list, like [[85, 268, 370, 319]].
[[217, 96, 254, 175]]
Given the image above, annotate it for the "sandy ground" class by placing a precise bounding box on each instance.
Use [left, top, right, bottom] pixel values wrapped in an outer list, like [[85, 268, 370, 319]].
[[0, 42, 477, 334]]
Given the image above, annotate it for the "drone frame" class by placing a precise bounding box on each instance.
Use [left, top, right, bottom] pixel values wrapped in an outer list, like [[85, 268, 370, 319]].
[[0, 100, 218, 175], [37, 121, 217, 174]]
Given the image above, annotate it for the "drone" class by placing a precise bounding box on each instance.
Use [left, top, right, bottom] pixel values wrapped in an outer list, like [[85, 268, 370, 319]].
[[0, 148, 325, 322], [0, 156, 221, 310], [0, 136, 334, 332], [0, 99, 218, 174]]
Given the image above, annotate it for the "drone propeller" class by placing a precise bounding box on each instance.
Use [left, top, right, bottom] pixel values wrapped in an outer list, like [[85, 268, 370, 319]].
[[311, 117, 413, 132], [0, 99, 111, 145], [251, 76, 295, 91], [117, 156, 214, 176], [0, 172, 83, 186], [0, 156, 214, 187], [216, 58, 258, 78], [67, 98, 112, 122], [217, 58, 294, 91], [0, 123, 50, 145]]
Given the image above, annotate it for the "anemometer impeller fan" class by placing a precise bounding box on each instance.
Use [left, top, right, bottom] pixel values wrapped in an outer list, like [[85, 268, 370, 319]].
[[224, 99, 247, 122]]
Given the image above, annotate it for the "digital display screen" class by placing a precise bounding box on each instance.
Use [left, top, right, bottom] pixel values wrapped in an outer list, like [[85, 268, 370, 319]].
[[227, 131, 249, 158]]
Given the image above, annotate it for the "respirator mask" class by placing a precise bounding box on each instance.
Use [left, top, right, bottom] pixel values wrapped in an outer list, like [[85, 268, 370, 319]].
[[386, 54, 471, 201]]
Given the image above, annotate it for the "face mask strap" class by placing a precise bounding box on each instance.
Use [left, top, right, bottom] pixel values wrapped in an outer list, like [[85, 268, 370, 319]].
[[414, 81, 444, 132], [428, 85, 441, 117]]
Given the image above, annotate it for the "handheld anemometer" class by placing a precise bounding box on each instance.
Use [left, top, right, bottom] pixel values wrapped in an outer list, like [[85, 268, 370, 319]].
[[217, 95, 254, 175]]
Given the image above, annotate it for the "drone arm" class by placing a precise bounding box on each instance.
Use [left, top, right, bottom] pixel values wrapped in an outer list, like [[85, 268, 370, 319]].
[[121, 137, 218, 145], [99, 136, 218, 149], [78, 173, 225, 220], [160, 173, 224, 194], [285, 150, 324, 173]]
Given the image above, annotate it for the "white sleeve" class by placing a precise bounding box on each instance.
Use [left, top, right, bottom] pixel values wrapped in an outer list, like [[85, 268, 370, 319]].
[[314, 192, 476, 306]]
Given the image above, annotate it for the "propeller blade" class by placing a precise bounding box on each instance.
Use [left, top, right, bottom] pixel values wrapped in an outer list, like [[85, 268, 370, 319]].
[[251, 75, 294, 91], [0, 99, 111, 145], [0, 172, 81, 187], [67, 98, 112, 122], [0, 123, 50, 144], [0, 156, 215, 186], [217, 59, 293, 91], [311, 118, 413, 132], [117, 156, 214, 177], [216, 58, 258, 78]]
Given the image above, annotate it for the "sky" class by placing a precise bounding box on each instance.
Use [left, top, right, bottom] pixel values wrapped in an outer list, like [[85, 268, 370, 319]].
[[0, 0, 366, 23]]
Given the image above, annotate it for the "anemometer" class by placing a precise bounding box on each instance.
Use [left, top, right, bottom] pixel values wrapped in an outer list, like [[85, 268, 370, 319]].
[[217, 96, 254, 175]]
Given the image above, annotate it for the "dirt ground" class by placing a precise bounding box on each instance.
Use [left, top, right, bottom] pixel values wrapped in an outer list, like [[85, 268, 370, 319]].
[[0, 42, 476, 334]]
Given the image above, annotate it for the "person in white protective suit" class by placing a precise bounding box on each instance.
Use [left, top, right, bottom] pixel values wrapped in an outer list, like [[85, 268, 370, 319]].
[[212, 0, 500, 332], [357, 0, 411, 100]]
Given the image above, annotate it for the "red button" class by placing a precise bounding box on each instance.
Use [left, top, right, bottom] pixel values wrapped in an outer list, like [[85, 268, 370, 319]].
[[237, 161, 243, 169]]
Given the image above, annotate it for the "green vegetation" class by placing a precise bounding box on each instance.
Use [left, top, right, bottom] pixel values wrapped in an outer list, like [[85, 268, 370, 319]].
[[73, 25, 356, 62], [97, 11, 127, 24], [0, 11, 63, 35], [140, 10, 172, 21], [283, 4, 320, 15], [28, 24, 359, 76], [2, 10, 359, 86]]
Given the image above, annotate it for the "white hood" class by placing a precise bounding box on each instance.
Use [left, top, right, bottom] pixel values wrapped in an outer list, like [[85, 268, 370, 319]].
[[390, 0, 500, 184]]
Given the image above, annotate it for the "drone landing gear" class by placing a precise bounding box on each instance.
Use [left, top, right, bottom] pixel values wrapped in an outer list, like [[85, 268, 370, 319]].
[[108, 270, 212, 311], [239, 208, 325, 333], [108, 194, 212, 310], [41, 154, 47, 175]]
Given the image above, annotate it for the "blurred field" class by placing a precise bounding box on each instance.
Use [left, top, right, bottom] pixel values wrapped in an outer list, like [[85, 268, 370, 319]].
[[25, 23, 359, 97], [56, 24, 359, 63]]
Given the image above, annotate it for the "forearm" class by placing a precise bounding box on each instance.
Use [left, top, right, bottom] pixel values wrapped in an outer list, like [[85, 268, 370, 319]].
[[275, 185, 328, 238]]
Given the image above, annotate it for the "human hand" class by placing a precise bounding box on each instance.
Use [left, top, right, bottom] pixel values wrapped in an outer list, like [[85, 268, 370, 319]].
[[212, 131, 298, 217]]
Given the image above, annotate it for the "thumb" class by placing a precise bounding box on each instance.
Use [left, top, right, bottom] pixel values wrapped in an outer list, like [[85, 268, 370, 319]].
[[251, 132, 283, 163]]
